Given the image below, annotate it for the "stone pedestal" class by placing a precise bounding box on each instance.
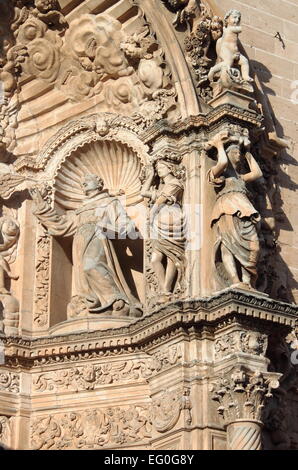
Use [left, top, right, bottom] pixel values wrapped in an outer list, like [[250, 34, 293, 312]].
[[208, 90, 257, 110]]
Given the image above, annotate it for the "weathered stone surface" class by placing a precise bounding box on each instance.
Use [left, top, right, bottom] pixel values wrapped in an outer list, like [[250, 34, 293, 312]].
[[0, 0, 296, 451]]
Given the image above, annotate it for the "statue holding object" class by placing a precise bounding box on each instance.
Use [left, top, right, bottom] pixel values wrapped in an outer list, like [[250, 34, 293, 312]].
[[141, 156, 186, 301], [206, 131, 263, 290]]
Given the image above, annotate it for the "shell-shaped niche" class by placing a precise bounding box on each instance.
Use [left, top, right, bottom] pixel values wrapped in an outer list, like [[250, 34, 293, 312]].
[[54, 140, 143, 210]]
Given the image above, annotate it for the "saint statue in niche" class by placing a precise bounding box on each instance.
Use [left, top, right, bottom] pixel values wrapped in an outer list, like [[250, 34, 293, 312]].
[[141, 156, 186, 301], [206, 131, 263, 290], [30, 174, 142, 318]]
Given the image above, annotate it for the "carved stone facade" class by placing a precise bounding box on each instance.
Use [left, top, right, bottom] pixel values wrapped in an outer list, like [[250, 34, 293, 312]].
[[0, 0, 297, 451]]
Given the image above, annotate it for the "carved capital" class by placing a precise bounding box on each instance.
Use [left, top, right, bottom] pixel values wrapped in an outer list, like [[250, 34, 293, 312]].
[[211, 367, 279, 425], [211, 367, 280, 450]]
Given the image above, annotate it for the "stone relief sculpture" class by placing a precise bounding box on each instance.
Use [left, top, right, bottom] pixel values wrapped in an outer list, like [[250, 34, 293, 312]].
[[0, 216, 20, 336], [120, 26, 176, 127], [205, 131, 263, 290], [0, 3, 178, 165], [208, 9, 254, 96], [161, 0, 223, 101], [141, 154, 186, 301], [30, 175, 142, 318]]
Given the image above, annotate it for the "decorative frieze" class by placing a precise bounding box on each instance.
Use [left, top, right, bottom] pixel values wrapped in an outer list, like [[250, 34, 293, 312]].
[[31, 406, 152, 450], [33, 229, 51, 328], [33, 346, 183, 393], [31, 387, 189, 449]]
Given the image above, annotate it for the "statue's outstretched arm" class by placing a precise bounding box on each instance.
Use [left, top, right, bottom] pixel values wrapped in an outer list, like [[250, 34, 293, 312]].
[[29, 187, 76, 237]]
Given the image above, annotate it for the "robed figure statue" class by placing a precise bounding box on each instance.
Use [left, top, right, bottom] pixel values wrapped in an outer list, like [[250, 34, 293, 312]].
[[206, 131, 263, 290], [30, 174, 142, 318]]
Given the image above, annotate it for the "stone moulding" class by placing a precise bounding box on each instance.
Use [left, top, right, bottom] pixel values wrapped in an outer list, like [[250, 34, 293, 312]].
[[141, 104, 263, 144], [2, 290, 297, 367]]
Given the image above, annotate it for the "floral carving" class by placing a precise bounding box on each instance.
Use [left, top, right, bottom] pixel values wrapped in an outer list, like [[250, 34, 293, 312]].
[[210, 367, 279, 425], [215, 333, 237, 358], [33, 229, 51, 327], [161, 0, 222, 101], [33, 346, 183, 392], [0, 371, 20, 393], [215, 331, 268, 359], [240, 332, 267, 356]]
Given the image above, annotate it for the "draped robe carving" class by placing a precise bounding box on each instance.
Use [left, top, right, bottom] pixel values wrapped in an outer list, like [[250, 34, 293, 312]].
[[32, 188, 142, 318]]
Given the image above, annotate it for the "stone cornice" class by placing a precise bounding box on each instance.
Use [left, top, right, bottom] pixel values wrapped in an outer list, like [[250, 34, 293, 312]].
[[141, 105, 263, 145], [2, 290, 297, 367]]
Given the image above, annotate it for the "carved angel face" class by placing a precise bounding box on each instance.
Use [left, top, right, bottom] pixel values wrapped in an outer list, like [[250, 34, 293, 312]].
[[35, 0, 59, 13]]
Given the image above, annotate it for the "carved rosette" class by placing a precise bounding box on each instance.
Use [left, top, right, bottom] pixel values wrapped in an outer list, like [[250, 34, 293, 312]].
[[211, 368, 280, 450]]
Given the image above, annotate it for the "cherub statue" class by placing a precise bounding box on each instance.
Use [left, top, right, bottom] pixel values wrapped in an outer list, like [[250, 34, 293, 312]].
[[208, 10, 253, 93]]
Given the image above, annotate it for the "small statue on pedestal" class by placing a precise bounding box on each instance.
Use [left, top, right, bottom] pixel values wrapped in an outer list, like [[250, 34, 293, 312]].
[[208, 9, 254, 96]]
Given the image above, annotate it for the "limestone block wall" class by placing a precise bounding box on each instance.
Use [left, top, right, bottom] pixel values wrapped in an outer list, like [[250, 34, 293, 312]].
[[213, 0, 298, 300]]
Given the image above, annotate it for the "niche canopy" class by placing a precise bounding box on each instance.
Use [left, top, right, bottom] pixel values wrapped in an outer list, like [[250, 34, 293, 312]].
[[54, 140, 143, 210]]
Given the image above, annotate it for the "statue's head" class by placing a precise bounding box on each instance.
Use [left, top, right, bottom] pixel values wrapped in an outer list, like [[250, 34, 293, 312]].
[[226, 144, 242, 168], [156, 160, 174, 179], [80, 174, 104, 196], [155, 158, 185, 181], [224, 9, 241, 27]]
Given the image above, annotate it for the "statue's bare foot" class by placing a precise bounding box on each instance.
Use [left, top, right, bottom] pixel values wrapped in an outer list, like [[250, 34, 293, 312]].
[[113, 300, 125, 311], [113, 300, 129, 316]]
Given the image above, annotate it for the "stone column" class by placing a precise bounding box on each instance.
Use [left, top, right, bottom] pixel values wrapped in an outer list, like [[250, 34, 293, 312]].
[[211, 368, 280, 450], [226, 420, 263, 450]]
